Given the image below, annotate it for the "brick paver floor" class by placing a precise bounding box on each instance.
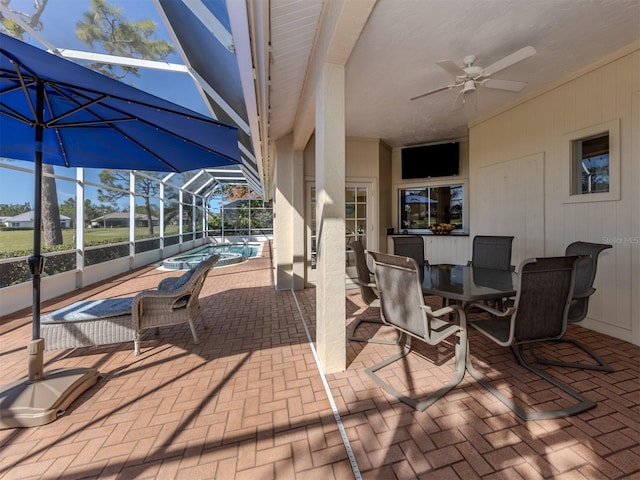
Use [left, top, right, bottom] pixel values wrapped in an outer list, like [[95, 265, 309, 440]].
[[1, 242, 638, 479]]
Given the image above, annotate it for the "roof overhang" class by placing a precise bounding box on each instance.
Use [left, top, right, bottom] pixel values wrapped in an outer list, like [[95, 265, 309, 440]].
[[155, 0, 265, 197]]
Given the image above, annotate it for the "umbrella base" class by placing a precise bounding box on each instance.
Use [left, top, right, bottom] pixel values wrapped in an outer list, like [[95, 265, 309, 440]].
[[0, 368, 99, 429]]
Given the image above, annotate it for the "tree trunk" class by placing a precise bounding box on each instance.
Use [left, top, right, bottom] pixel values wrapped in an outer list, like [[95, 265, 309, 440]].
[[41, 164, 63, 246], [145, 196, 154, 236]]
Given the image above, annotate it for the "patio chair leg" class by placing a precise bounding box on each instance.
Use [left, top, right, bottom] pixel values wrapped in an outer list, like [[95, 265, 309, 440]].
[[365, 331, 467, 411], [134, 337, 141, 356], [527, 339, 613, 372], [348, 317, 399, 345], [188, 320, 200, 345], [466, 344, 596, 421]]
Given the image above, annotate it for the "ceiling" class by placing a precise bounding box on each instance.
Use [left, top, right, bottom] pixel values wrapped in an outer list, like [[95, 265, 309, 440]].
[[265, 0, 640, 151], [3, 0, 637, 200]]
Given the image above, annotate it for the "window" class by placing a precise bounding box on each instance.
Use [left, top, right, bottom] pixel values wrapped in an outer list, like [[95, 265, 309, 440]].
[[572, 133, 609, 195], [345, 186, 368, 245], [399, 184, 464, 233], [563, 119, 620, 203]]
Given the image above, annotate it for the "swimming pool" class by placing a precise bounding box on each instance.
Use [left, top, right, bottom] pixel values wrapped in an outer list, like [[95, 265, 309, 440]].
[[162, 242, 261, 270]]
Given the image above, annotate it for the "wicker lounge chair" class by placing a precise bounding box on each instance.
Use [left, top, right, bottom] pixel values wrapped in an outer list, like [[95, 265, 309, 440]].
[[41, 255, 219, 355]]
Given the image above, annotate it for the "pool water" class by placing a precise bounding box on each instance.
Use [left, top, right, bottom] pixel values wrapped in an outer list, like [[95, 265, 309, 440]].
[[162, 242, 261, 270]]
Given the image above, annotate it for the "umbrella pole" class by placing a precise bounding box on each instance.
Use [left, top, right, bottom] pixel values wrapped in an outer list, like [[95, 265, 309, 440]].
[[0, 81, 98, 430], [27, 90, 45, 380]]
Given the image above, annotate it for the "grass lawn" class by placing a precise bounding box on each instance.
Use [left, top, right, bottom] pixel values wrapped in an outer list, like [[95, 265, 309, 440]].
[[0, 226, 181, 255]]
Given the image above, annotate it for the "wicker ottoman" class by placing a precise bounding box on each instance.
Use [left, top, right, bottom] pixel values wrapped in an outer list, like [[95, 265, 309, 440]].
[[41, 298, 135, 350]]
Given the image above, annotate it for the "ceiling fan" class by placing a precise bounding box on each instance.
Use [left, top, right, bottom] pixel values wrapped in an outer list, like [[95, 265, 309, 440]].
[[410, 46, 536, 110]]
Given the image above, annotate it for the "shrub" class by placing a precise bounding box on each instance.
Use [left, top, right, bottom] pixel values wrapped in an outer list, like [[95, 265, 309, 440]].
[[0, 252, 76, 288], [85, 244, 129, 266]]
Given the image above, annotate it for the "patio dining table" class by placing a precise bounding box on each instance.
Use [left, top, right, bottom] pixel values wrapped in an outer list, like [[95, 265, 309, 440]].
[[421, 263, 517, 304], [419, 263, 527, 415], [419, 262, 596, 421]]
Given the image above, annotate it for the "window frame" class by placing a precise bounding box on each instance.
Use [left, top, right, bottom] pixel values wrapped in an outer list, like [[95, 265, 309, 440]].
[[396, 181, 468, 235], [562, 118, 620, 203]]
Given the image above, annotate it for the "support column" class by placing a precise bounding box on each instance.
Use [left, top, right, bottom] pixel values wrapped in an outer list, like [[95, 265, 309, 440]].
[[274, 135, 306, 290], [274, 135, 294, 290], [315, 62, 346, 373], [292, 148, 305, 290]]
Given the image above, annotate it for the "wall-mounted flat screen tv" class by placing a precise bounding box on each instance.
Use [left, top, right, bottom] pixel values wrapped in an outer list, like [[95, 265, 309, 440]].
[[401, 142, 459, 179]]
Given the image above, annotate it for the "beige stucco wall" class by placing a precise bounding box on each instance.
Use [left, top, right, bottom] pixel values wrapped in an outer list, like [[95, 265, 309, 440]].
[[304, 135, 390, 253], [304, 135, 385, 176], [468, 43, 639, 345]]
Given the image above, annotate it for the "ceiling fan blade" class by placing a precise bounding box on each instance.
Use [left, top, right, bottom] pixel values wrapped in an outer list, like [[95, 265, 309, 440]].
[[410, 84, 455, 101], [437, 60, 467, 77], [482, 78, 528, 91], [482, 46, 536, 76]]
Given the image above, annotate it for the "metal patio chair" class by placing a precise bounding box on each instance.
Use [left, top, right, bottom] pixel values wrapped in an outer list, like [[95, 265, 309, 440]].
[[469, 235, 515, 270], [365, 251, 466, 411], [392, 235, 426, 270], [467, 235, 515, 309], [527, 241, 613, 372], [466, 256, 597, 421], [346, 241, 397, 345]]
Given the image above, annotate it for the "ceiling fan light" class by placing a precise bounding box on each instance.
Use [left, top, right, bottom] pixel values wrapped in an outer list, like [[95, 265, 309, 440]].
[[462, 80, 476, 95]]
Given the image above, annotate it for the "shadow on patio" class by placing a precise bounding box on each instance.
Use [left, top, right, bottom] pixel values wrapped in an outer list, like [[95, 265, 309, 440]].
[[1, 245, 638, 479]]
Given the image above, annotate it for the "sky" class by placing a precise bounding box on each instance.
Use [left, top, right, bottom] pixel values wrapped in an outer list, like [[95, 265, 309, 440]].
[[0, 0, 220, 209]]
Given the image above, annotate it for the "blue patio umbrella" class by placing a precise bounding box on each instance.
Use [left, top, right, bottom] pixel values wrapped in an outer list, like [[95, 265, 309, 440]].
[[0, 33, 241, 428]]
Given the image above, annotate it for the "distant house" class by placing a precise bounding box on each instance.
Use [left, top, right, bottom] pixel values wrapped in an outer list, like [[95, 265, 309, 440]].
[[89, 212, 159, 228], [222, 199, 252, 209], [221, 199, 258, 224], [2, 211, 72, 229]]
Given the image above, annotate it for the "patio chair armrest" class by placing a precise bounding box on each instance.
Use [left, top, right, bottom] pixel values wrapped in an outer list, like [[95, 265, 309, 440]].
[[132, 290, 192, 313], [353, 278, 377, 289], [573, 287, 596, 300], [466, 301, 514, 318], [134, 289, 190, 300], [422, 305, 455, 318], [157, 277, 179, 291]]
